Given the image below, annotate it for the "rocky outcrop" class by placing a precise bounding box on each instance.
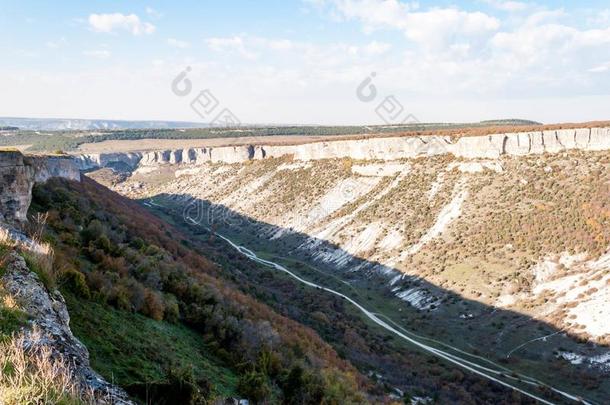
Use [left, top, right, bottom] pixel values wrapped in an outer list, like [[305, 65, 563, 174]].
[[1, 251, 132, 403], [74, 152, 142, 171], [0, 152, 80, 225], [75, 127, 610, 171], [0, 152, 34, 224], [30, 155, 82, 183]]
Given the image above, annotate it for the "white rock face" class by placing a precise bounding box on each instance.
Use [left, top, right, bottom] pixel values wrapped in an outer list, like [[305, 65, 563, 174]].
[[351, 162, 409, 177], [75, 127, 610, 171], [30, 156, 81, 183], [532, 250, 610, 338], [0, 152, 81, 224], [74, 152, 142, 171]]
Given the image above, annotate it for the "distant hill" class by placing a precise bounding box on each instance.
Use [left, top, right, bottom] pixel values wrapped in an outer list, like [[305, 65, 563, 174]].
[[0, 117, 208, 131], [0, 116, 541, 132]]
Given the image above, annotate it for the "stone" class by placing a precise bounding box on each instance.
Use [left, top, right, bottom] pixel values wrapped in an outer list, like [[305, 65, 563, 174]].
[[0, 152, 80, 225]]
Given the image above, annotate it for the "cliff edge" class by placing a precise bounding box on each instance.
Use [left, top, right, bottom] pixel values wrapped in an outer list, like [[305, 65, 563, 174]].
[[0, 151, 80, 224], [73, 126, 610, 170]]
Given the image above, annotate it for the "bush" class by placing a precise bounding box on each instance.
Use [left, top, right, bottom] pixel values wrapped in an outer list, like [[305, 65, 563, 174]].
[[164, 294, 180, 323], [60, 268, 91, 298], [126, 366, 212, 405], [237, 370, 271, 403], [143, 289, 165, 321]]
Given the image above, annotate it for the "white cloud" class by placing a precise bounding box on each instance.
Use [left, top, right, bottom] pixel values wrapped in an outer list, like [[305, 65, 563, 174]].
[[302, 0, 610, 92], [83, 50, 111, 59], [589, 62, 610, 73], [402, 9, 500, 50], [203, 35, 394, 68], [145, 7, 163, 19], [206, 36, 259, 59], [483, 0, 528, 12], [265, 39, 295, 51], [316, 0, 500, 51], [363, 40, 391, 55], [522, 9, 567, 26], [46, 37, 67, 49], [167, 38, 190, 48], [88, 13, 156, 35], [596, 9, 610, 24], [5, 2, 610, 125], [330, 0, 419, 30]]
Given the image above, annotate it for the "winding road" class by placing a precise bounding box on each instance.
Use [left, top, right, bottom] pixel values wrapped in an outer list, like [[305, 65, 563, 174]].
[[173, 204, 592, 405]]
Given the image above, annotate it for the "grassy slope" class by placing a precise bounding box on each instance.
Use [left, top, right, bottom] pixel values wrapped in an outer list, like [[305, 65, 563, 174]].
[[1, 238, 239, 401], [63, 292, 239, 397], [30, 178, 372, 404]]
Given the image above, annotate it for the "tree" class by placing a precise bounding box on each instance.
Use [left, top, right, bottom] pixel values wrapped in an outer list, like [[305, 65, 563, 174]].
[[237, 371, 271, 403]]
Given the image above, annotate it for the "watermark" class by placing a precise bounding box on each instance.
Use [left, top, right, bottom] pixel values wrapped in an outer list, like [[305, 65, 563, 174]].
[[183, 177, 364, 233], [183, 199, 248, 229], [356, 72, 419, 125], [171, 66, 241, 127]]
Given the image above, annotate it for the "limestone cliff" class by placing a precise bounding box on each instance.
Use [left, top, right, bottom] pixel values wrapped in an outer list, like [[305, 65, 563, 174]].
[[0, 152, 80, 224], [75, 127, 610, 171], [0, 152, 34, 224]]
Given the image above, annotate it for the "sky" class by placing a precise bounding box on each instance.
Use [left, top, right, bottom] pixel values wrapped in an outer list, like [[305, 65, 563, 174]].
[[1, 0, 610, 125]]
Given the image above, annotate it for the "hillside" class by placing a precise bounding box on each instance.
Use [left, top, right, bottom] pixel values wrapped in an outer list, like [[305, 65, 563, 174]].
[[26, 176, 379, 404], [92, 126, 610, 404], [2, 123, 609, 403], [0, 151, 374, 404]]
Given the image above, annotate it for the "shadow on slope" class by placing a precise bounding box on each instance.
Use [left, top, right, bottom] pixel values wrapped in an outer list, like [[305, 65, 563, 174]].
[[145, 192, 609, 404]]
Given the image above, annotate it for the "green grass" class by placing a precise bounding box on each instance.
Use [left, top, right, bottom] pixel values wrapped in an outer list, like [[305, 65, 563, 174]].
[[0, 305, 27, 340], [20, 251, 56, 291], [63, 293, 238, 398], [0, 247, 28, 340]]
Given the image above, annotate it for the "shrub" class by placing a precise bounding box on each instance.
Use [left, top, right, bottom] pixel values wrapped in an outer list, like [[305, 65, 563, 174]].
[[126, 366, 212, 405], [237, 370, 271, 403], [143, 289, 165, 321], [80, 220, 104, 245], [0, 304, 26, 337], [164, 294, 180, 323], [60, 268, 91, 298]]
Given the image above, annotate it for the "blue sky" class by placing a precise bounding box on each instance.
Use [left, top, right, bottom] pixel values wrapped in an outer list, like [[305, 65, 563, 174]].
[[1, 0, 610, 124]]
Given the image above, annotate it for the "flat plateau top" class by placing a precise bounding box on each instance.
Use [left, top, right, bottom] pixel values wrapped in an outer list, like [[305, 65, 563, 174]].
[[73, 121, 610, 154]]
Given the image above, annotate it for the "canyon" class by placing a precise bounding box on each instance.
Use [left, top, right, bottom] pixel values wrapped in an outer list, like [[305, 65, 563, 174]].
[[2, 125, 609, 403], [82, 126, 610, 403]]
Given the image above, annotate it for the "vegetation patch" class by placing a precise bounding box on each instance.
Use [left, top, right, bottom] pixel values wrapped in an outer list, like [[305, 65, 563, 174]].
[[29, 177, 371, 403], [64, 293, 238, 400]]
